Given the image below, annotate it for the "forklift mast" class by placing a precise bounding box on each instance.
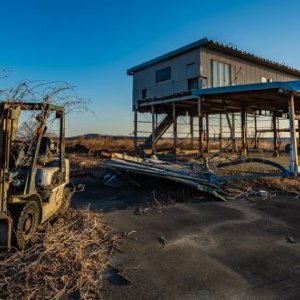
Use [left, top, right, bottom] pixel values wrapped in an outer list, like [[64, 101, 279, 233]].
[[0, 104, 20, 215], [0, 102, 66, 249]]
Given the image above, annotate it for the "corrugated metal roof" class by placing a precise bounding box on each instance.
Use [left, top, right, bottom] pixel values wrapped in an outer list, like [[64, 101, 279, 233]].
[[127, 38, 300, 77]]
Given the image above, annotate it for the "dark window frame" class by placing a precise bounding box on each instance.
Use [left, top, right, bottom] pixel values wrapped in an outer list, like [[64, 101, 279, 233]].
[[188, 77, 200, 90], [156, 66, 171, 83]]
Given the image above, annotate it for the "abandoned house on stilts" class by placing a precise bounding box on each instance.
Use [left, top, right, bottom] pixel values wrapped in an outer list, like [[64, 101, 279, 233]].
[[127, 38, 300, 174]]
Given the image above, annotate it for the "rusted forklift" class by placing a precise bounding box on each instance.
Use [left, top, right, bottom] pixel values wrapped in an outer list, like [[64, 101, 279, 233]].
[[0, 102, 71, 249]]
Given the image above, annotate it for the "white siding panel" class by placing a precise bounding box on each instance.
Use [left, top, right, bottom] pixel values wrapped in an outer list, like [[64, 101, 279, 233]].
[[131, 46, 300, 109], [200, 47, 299, 88], [132, 49, 200, 108]]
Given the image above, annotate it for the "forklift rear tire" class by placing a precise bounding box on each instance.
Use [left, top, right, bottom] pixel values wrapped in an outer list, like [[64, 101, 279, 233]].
[[11, 202, 40, 250]]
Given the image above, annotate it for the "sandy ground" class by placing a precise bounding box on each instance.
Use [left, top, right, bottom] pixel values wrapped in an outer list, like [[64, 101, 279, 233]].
[[72, 179, 300, 300]]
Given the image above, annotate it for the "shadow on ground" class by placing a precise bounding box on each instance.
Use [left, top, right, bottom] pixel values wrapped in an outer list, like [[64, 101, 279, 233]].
[[72, 178, 300, 300]]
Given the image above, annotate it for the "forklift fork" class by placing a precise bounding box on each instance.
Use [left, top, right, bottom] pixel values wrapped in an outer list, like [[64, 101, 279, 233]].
[[0, 212, 12, 249]]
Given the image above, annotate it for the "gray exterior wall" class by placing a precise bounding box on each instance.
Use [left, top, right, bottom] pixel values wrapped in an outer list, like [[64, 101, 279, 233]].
[[131, 47, 300, 108], [132, 49, 200, 108], [200, 47, 300, 88]]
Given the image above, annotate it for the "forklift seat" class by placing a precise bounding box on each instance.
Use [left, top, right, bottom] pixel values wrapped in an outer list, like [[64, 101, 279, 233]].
[[38, 137, 53, 165], [39, 137, 51, 155]]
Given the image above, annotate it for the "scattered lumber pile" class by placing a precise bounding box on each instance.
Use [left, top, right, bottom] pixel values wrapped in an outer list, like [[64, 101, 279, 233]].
[[102, 154, 228, 201]]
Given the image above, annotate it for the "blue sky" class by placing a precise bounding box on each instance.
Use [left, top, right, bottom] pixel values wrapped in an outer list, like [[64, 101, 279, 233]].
[[0, 0, 300, 136]]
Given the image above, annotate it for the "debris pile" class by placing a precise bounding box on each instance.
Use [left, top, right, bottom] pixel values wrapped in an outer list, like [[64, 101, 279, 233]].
[[0, 208, 118, 300], [102, 155, 227, 201]]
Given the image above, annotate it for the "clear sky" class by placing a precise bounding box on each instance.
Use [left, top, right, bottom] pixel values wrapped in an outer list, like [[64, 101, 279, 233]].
[[0, 0, 300, 137]]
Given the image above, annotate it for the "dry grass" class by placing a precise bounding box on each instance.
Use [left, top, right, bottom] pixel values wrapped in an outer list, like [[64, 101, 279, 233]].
[[0, 208, 119, 300], [66, 135, 287, 155], [248, 177, 300, 195], [220, 177, 300, 200]]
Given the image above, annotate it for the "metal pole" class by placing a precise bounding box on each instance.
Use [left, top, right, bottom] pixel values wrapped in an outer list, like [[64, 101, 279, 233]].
[[232, 113, 235, 139], [241, 111, 247, 156], [254, 112, 258, 149], [190, 114, 194, 150], [272, 111, 279, 157], [205, 113, 209, 153], [298, 119, 300, 150], [27, 105, 49, 194], [288, 95, 298, 174], [134, 109, 138, 151], [232, 113, 236, 152], [198, 97, 203, 157], [151, 105, 156, 154], [173, 102, 177, 158], [219, 114, 222, 150]]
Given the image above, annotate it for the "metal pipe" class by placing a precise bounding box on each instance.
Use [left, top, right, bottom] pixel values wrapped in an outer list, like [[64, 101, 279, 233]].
[[219, 114, 222, 150], [134, 109, 138, 151], [288, 95, 298, 174], [60, 108, 66, 175], [198, 97, 203, 157], [272, 111, 279, 157], [205, 113, 209, 153], [26, 104, 49, 194], [241, 111, 247, 156], [298, 119, 300, 150], [173, 102, 177, 157], [151, 105, 156, 154], [190, 114, 194, 150], [254, 112, 258, 149]]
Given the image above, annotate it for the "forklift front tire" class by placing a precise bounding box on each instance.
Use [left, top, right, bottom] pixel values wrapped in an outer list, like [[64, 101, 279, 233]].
[[11, 201, 40, 250]]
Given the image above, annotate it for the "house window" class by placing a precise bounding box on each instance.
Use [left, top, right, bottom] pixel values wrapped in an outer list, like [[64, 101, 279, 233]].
[[142, 89, 147, 99], [188, 78, 199, 90], [156, 67, 171, 83], [212, 60, 231, 87]]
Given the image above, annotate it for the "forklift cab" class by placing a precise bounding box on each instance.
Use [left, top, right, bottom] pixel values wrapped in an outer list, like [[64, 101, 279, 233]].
[[0, 102, 71, 250]]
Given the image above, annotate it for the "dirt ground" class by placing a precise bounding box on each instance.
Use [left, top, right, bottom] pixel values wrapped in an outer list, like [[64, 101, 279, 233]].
[[72, 177, 300, 300]]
